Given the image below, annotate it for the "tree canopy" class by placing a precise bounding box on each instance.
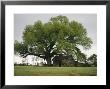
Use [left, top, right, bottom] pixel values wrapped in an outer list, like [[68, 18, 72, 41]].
[[14, 15, 93, 66]]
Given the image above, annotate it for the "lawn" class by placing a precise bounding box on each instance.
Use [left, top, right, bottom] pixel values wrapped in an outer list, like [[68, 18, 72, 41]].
[[14, 66, 97, 76]]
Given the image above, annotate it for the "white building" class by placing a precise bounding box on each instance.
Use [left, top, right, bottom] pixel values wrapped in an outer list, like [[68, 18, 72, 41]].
[[14, 54, 47, 66], [14, 55, 25, 64]]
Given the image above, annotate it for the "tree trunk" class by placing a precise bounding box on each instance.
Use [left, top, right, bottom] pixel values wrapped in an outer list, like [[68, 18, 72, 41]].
[[47, 57, 51, 66], [58, 54, 62, 67]]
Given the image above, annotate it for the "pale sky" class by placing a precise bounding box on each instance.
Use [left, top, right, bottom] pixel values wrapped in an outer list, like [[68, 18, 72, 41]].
[[14, 14, 97, 58]]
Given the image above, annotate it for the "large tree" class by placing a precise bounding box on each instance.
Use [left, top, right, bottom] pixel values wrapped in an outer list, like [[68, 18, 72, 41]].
[[14, 15, 92, 66]]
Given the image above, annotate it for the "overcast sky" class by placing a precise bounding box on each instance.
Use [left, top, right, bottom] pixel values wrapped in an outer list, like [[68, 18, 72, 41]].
[[14, 14, 97, 57]]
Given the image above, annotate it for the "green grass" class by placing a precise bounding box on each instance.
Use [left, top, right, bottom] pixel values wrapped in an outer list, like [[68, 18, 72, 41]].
[[14, 66, 97, 76]]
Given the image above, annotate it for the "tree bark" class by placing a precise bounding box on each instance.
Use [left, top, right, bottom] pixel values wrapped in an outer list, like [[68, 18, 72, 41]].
[[58, 54, 62, 67], [46, 57, 51, 66], [45, 53, 51, 66]]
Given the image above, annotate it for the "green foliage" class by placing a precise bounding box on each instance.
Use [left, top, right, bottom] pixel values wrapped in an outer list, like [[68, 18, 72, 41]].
[[88, 54, 97, 67], [14, 40, 29, 57], [14, 15, 93, 66]]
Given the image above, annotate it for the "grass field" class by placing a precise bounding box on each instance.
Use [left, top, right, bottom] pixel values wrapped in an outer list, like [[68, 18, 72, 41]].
[[14, 66, 97, 76]]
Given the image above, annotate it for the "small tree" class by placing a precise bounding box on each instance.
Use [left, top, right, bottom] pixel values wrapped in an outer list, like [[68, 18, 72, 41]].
[[88, 54, 97, 67]]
